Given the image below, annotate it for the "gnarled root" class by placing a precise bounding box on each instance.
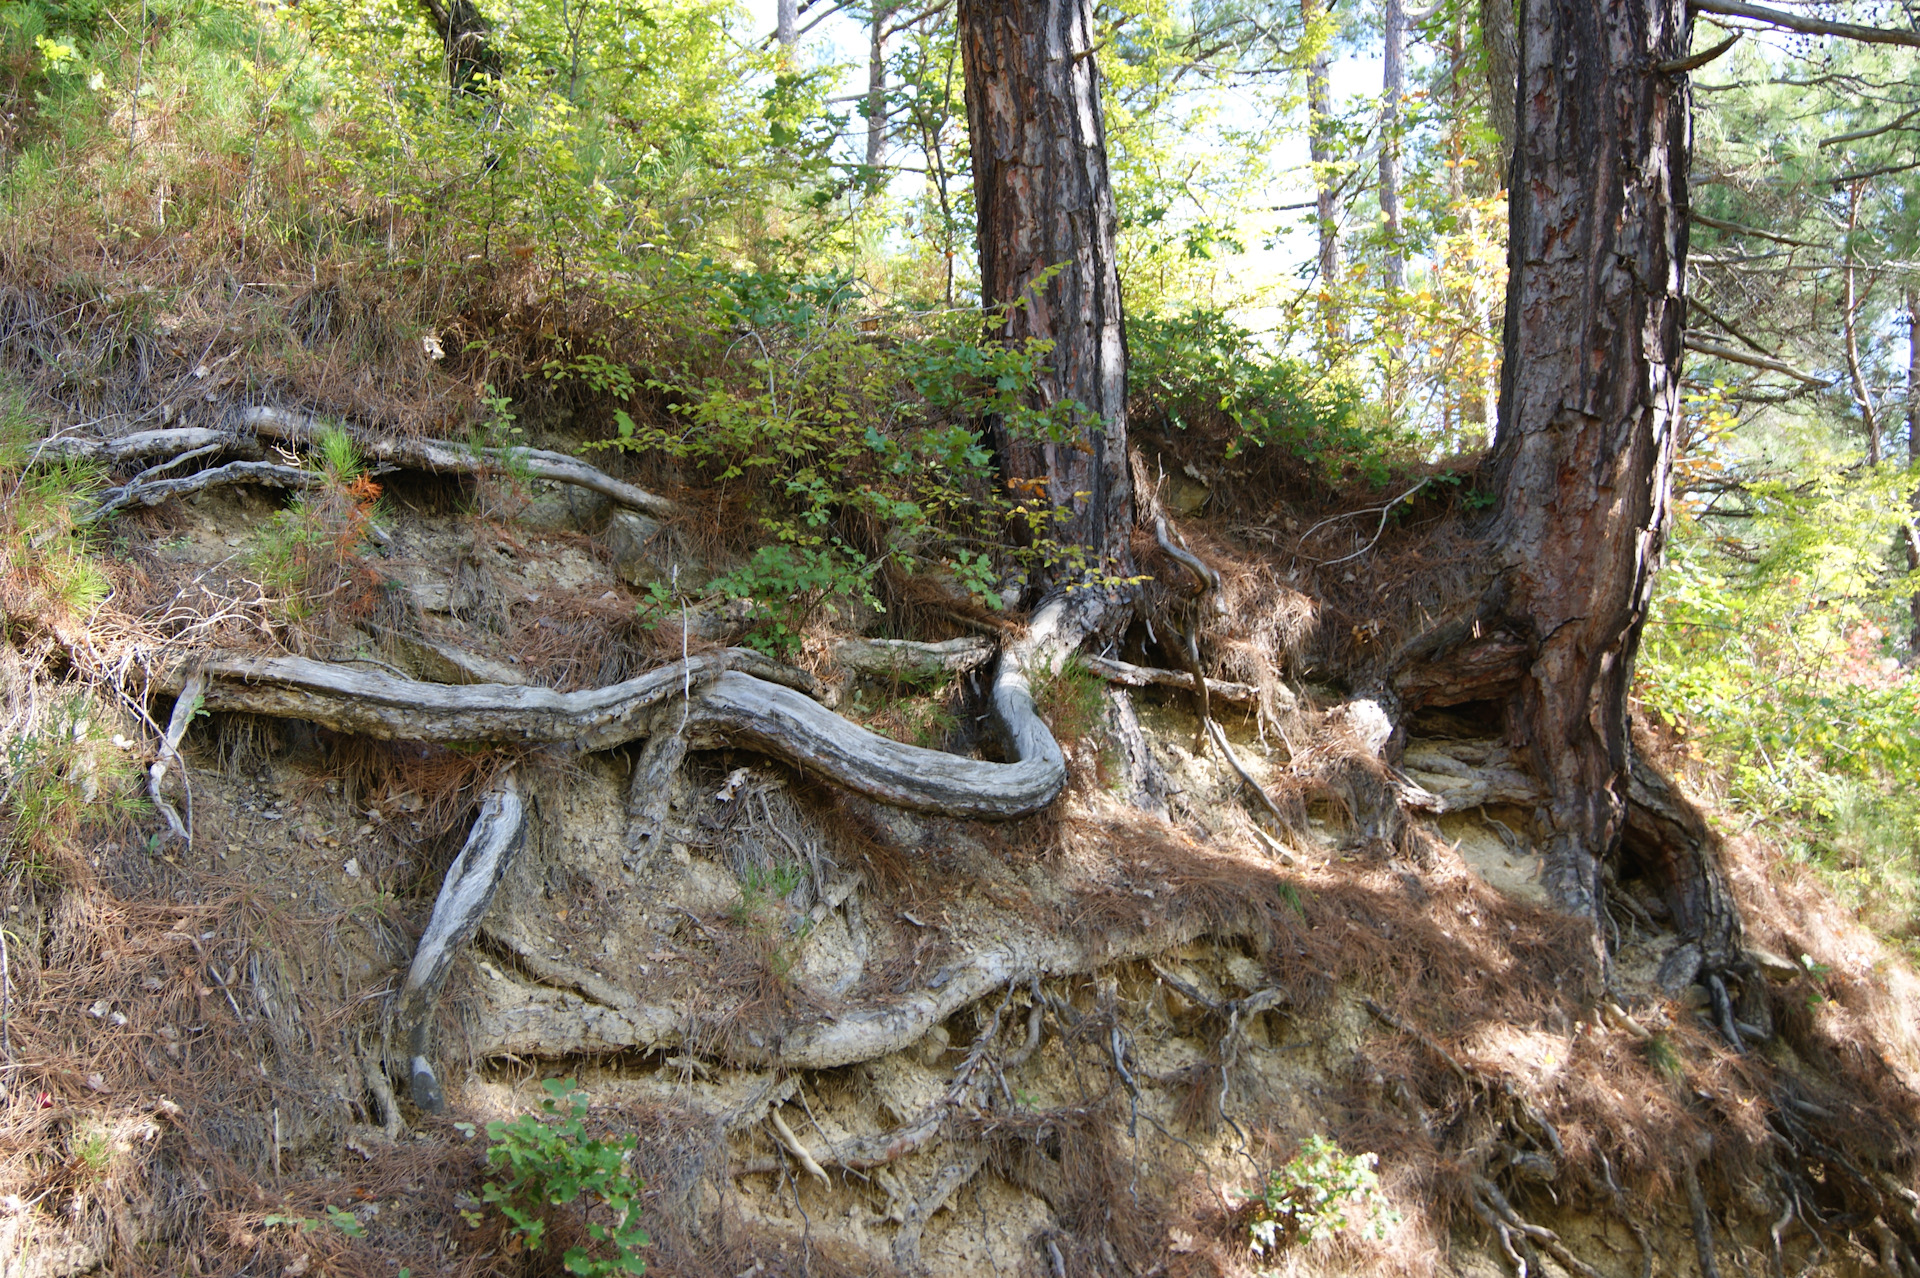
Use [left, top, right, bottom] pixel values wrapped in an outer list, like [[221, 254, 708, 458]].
[[84, 459, 315, 524], [236, 406, 678, 518], [394, 769, 526, 1113], [41, 409, 679, 522], [161, 623, 1075, 818], [624, 726, 690, 870]]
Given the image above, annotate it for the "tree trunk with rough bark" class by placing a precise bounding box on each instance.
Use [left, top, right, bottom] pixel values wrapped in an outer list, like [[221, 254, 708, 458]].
[[959, 0, 1132, 582], [1487, 0, 1692, 959], [419, 0, 500, 97], [777, 0, 798, 45]]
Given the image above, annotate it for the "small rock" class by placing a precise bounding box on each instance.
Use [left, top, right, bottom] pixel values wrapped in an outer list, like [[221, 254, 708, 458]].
[[521, 483, 612, 533], [1164, 473, 1210, 517], [604, 510, 671, 586], [916, 1024, 950, 1066]]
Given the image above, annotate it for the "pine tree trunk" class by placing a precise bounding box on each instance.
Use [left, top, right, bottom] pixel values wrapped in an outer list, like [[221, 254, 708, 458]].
[[1489, 0, 1691, 948], [959, 0, 1132, 579], [419, 0, 500, 98], [1305, 0, 1343, 342], [1906, 289, 1919, 655], [866, 6, 891, 172], [1380, 0, 1407, 293]]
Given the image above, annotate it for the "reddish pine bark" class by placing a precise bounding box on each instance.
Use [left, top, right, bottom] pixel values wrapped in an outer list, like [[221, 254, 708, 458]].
[[1489, 0, 1693, 941], [959, 0, 1132, 581]]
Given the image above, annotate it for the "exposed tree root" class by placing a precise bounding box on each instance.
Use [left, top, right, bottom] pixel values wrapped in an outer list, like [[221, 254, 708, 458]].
[[40, 426, 231, 465], [623, 728, 691, 870], [40, 410, 679, 521], [1686, 1160, 1726, 1278], [393, 769, 525, 1113], [84, 459, 315, 524], [237, 406, 678, 517], [480, 910, 1235, 1071], [1472, 1175, 1605, 1278], [682, 669, 1064, 818], [161, 626, 1073, 818], [147, 670, 203, 845], [1079, 653, 1261, 704], [832, 636, 995, 681], [167, 650, 730, 748]]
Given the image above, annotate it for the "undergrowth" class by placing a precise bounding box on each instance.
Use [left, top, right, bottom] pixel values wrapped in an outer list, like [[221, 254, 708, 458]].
[[1637, 435, 1920, 942]]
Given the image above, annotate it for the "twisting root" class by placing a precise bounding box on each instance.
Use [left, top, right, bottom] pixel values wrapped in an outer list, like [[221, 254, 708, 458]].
[[84, 459, 314, 524], [768, 1108, 830, 1186], [237, 405, 679, 517], [1686, 1160, 1726, 1278], [147, 670, 204, 846], [1470, 1189, 1530, 1278], [1593, 1153, 1654, 1278], [394, 769, 527, 1113], [1473, 1176, 1605, 1278], [158, 647, 1069, 818]]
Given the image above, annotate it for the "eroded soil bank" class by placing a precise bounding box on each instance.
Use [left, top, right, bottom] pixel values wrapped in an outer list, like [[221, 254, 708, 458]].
[[6, 415, 1920, 1278]]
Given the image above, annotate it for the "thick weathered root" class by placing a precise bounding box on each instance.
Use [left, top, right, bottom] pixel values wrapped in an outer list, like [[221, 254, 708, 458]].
[[163, 616, 1077, 818], [237, 406, 678, 517], [170, 651, 729, 749], [832, 636, 995, 681], [43, 409, 678, 520], [84, 459, 314, 524], [623, 728, 691, 870], [39, 426, 231, 465], [394, 769, 526, 1113], [682, 670, 1063, 819]]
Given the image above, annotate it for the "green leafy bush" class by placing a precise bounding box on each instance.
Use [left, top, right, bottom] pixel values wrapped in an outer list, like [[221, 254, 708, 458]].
[[1247, 1135, 1397, 1254], [1129, 308, 1383, 482], [1637, 449, 1920, 928], [482, 1079, 649, 1277]]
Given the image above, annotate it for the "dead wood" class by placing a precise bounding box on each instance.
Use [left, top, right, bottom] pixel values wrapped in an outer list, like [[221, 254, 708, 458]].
[[1079, 652, 1261, 703], [395, 769, 526, 1113], [831, 636, 995, 681], [237, 405, 678, 517], [83, 460, 315, 524]]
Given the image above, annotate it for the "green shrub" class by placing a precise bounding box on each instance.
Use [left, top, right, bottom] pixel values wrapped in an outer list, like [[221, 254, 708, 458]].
[[1247, 1134, 1397, 1254], [1129, 308, 1384, 483], [481, 1079, 648, 1277]]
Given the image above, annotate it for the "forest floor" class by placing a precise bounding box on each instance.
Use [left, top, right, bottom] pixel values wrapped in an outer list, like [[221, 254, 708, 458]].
[[4, 335, 1920, 1278]]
